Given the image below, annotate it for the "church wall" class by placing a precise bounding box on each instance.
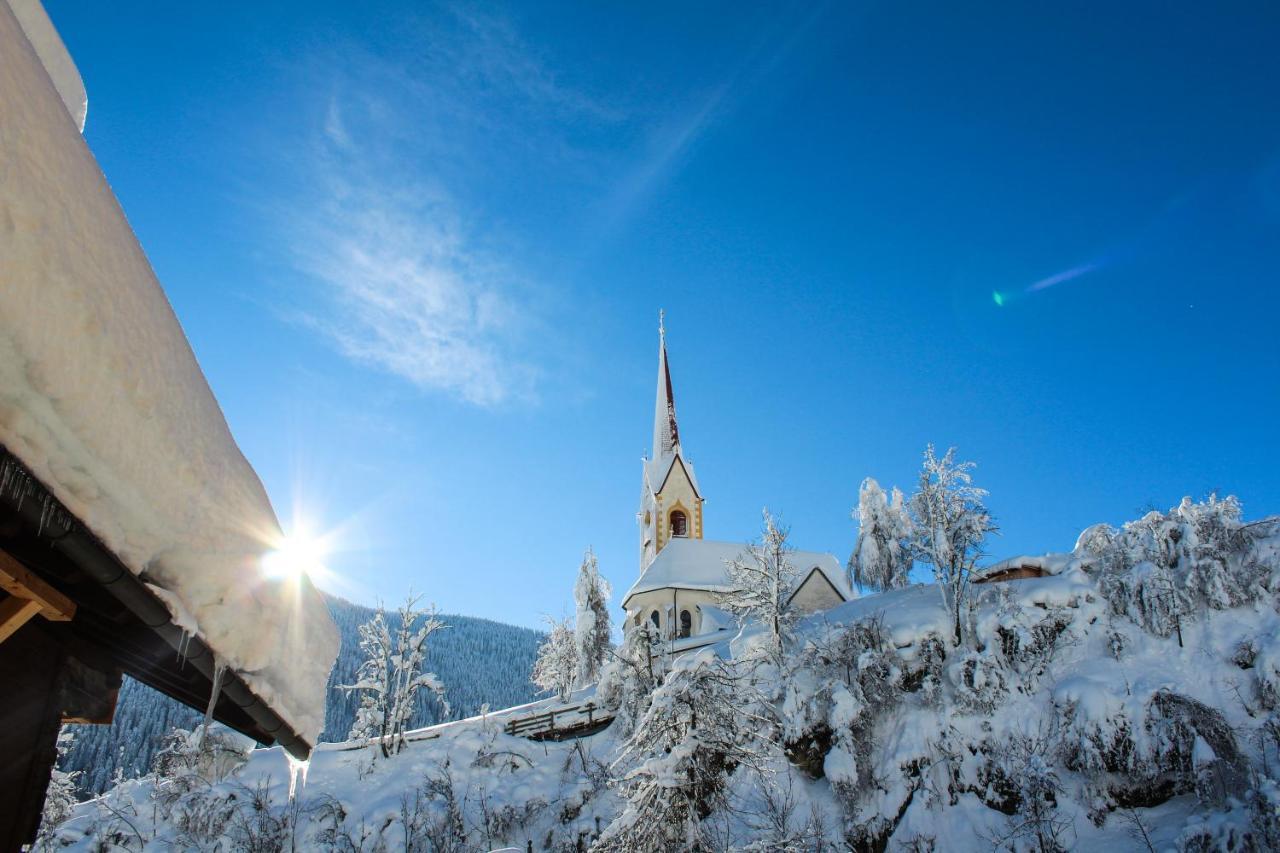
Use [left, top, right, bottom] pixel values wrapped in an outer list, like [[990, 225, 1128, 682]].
[[625, 587, 720, 639]]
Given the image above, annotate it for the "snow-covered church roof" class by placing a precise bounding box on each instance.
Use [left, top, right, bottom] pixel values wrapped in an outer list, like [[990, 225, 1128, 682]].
[[623, 538, 853, 605], [643, 452, 701, 500], [0, 3, 338, 746]]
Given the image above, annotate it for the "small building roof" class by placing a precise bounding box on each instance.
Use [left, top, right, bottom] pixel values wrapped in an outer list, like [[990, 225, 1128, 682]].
[[622, 538, 853, 606], [972, 552, 1089, 583]]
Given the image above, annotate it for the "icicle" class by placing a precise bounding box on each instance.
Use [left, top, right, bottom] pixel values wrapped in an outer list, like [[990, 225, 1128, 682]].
[[38, 496, 51, 535], [286, 752, 310, 801], [175, 630, 191, 669], [37, 493, 72, 534], [198, 656, 227, 748]]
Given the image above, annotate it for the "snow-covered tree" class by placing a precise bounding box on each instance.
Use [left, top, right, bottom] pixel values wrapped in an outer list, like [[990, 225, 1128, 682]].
[[906, 445, 996, 646], [340, 594, 449, 758], [573, 548, 612, 687], [532, 615, 578, 702], [598, 653, 772, 851], [717, 509, 799, 664], [1073, 522, 1117, 559], [1087, 494, 1268, 641], [849, 477, 914, 592], [35, 728, 80, 848], [150, 723, 253, 806], [597, 620, 660, 736]]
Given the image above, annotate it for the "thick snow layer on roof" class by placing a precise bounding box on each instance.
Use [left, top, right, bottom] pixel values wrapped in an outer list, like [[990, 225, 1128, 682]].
[[5, 0, 85, 131], [0, 4, 338, 744], [973, 551, 1088, 581], [623, 538, 852, 603]]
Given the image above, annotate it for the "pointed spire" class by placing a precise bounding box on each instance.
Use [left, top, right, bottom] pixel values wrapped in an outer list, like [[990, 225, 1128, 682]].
[[653, 310, 680, 457]]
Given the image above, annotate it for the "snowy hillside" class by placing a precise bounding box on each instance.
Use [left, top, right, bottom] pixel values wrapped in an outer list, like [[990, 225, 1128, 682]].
[[61, 595, 543, 797], [45, 497, 1280, 851]]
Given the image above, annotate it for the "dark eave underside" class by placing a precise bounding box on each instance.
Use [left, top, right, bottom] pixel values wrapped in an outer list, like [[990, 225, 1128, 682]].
[[0, 444, 311, 758]]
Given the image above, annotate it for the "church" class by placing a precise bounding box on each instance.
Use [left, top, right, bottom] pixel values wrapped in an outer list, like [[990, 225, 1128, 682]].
[[621, 319, 853, 644]]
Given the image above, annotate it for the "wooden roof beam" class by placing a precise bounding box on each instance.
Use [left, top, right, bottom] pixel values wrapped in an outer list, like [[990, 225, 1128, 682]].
[[0, 550, 76, 644], [0, 550, 75, 622], [0, 596, 42, 643]]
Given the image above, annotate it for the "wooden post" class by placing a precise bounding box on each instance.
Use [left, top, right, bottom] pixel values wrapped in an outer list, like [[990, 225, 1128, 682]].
[[0, 618, 66, 849]]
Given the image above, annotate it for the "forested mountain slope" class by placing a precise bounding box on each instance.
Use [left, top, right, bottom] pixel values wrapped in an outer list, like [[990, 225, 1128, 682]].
[[62, 595, 543, 796]]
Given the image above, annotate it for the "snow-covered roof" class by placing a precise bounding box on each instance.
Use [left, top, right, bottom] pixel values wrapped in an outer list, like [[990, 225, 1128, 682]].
[[973, 552, 1087, 582], [696, 603, 736, 633], [642, 450, 701, 499], [0, 5, 338, 744], [5, 0, 86, 131], [622, 538, 853, 604]]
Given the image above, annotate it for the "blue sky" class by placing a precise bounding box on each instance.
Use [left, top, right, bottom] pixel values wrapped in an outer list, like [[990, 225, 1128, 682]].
[[46, 1, 1280, 629]]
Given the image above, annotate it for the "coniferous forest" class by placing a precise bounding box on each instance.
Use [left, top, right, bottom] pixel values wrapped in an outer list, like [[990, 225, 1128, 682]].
[[61, 596, 543, 797]]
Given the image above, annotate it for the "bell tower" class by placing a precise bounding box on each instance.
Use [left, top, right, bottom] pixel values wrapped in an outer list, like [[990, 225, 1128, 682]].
[[638, 313, 704, 573]]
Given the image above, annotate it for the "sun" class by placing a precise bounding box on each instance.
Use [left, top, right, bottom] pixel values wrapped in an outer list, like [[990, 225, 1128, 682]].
[[262, 528, 328, 582]]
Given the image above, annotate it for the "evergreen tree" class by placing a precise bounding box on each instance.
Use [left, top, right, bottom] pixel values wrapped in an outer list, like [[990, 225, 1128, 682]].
[[573, 548, 613, 686]]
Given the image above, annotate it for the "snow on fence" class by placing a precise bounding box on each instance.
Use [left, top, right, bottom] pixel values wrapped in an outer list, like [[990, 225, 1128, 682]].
[[504, 701, 611, 741]]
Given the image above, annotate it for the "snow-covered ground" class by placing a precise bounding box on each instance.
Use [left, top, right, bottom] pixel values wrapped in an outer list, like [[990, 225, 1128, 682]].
[[0, 0, 337, 743], [44, 500, 1280, 851]]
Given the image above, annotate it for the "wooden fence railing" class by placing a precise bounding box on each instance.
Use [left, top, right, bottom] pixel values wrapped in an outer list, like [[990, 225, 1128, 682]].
[[504, 701, 610, 740]]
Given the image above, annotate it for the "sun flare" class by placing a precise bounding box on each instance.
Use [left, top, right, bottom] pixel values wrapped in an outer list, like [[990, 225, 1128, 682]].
[[262, 528, 329, 582]]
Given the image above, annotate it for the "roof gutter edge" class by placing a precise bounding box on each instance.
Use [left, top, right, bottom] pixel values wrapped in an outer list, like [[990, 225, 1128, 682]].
[[0, 445, 313, 760]]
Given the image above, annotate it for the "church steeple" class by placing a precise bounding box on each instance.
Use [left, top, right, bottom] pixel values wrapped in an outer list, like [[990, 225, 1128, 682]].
[[639, 313, 704, 573], [653, 310, 680, 458]]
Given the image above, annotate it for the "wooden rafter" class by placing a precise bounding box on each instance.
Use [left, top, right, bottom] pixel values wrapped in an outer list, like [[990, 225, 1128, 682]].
[[0, 551, 75, 644], [0, 596, 42, 644]]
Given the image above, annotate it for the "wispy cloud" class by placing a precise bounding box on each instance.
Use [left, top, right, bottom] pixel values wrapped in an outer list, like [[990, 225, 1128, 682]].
[[270, 1, 828, 402], [276, 4, 614, 406], [292, 141, 534, 406]]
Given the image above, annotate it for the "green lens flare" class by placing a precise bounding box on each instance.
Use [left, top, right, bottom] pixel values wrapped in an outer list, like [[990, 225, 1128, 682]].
[[992, 291, 1005, 307]]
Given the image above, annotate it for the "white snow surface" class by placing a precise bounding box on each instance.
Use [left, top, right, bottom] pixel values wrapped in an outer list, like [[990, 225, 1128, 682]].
[[0, 3, 337, 744], [623, 537, 853, 603], [52, 526, 1280, 850], [4, 0, 85, 131]]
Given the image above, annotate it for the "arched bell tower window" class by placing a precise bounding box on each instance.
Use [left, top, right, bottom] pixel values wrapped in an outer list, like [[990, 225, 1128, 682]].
[[670, 510, 688, 537], [679, 610, 692, 638], [650, 611, 660, 631]]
